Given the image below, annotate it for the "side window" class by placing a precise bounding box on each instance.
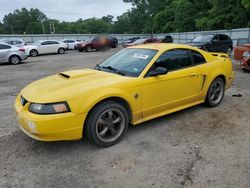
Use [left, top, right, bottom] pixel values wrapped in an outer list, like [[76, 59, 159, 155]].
[[0, 44, 11, 50], [191, 50, 206, 65], [213, 35, 220, 41], [41, 41, 49, 45], [155, 49, 193, 71], [51, 41, 59, 44], [237, 38, 249, 46], [219, 35, 229, 41]]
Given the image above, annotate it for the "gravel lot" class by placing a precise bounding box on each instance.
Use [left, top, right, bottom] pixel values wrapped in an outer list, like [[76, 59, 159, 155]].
[[0, 48, 250, 188]]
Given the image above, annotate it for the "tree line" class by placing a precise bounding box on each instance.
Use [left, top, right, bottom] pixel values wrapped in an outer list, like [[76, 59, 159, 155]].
[[0, 0, 250, 35]]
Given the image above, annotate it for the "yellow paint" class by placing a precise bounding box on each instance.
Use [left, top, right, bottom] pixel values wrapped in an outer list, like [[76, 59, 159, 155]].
[[14, 43, 234, 141]]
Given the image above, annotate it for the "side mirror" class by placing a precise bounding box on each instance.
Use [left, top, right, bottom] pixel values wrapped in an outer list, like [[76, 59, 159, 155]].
[[149, 67, 168, 77]]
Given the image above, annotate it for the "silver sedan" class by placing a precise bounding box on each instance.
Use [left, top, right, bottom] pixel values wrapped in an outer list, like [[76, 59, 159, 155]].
[[0, 43, 28, 65]]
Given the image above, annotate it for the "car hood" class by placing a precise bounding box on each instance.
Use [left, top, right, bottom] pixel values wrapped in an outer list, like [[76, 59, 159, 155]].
[[21, 69, 133, 103]]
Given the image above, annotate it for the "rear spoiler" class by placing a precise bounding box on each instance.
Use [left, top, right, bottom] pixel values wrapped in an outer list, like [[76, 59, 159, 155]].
[[210, 53, 229, 58]]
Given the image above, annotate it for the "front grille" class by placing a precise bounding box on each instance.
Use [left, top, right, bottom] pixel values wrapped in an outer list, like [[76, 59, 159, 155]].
[[20, 96, 28, 106]]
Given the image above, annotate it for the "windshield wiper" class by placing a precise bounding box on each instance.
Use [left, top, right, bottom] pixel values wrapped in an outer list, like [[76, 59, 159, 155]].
[[96, 65, 125, 76]]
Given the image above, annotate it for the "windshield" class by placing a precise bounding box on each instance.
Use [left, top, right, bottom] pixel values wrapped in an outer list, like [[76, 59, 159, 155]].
[[97, 48, 158, 77], [192, 35, 213, 43], [133, 39, 146, 45]]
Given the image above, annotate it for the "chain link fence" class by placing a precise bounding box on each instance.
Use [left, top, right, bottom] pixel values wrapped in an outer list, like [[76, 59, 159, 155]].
[[0, 28, 249, 46]]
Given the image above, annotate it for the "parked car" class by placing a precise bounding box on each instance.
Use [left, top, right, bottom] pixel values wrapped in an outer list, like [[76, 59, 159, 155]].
[[62, 39, 80, 50], [239, 51, 250, 70], [122, 37, 141, 46], [234, 38, 250, 61], [123, 38, 161, 48], [76, 37, 110, 52], [157, 35, 173, 43], [25, 40, 68, 57], [0, 38, 26, 47], [187, 34, 233, 54], [108, 37, 118, 48], [0, 43, 28, 65], [15, 44, 234, 147]]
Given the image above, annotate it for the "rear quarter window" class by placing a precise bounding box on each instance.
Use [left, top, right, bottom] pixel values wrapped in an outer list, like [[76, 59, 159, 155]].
[[191, 50, 206, 65]]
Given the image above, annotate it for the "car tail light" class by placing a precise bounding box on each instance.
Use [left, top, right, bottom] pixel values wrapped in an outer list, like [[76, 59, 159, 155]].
[[18, 48, 25, 52]]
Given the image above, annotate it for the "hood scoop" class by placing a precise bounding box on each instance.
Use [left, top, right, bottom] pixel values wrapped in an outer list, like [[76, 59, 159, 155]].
[[58, 69, 97, 79], [59, 73, 70, 79]]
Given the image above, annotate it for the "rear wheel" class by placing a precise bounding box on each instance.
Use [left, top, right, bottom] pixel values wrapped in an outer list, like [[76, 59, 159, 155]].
[[30, 49, 38, 57], [9, 55, 20, 65], [205, 77, 225, 107], [84, 101, 129, 147], [58, 48, 65, 54], [86, 46, 92, 52]]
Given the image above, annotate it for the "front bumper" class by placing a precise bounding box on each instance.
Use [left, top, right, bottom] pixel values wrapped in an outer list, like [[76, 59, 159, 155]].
[[15, 95, 87, 141]]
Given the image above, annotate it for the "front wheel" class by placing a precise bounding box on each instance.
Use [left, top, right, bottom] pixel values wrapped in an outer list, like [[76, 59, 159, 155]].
[[86, 46, 92, 52], [205, 77, 225, 107], [84, 101, 129, 147], [30, 49, 38, 57], [58, 48, 65, 54]]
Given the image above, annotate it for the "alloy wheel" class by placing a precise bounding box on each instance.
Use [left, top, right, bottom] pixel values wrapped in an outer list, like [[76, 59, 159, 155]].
[[95, 108, 125, 143]]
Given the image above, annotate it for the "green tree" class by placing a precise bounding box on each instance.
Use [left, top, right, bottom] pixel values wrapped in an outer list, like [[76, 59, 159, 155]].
[[3, 8, 46, 34]]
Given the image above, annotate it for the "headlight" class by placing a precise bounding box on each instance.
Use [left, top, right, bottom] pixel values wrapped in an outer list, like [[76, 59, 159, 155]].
[[242, 51, 250, 58], [29, 102, 70, 114]]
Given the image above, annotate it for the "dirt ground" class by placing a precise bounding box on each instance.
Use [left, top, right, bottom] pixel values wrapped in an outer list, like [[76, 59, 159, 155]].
[[0, 48, 250, 188]]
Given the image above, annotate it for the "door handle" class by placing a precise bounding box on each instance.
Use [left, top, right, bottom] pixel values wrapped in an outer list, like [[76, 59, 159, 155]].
[[190, 73, 197, 76]]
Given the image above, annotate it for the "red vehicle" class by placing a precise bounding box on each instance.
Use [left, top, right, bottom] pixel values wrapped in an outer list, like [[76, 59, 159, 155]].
[[77, 37, 110, 52], [233, 38, 250, 70], [123, 38, 161, 48], [240, 52, 250, 70], [234, 38, 250, 60]]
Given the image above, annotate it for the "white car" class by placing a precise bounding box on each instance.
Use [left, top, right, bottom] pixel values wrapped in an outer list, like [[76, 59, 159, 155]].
[[61, 39, 81, 50], [0, 38, 26, 47], [25, 40, 68, 57]]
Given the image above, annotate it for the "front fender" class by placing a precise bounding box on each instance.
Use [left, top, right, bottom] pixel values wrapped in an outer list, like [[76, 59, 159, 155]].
[[68, 87, 142, 124]]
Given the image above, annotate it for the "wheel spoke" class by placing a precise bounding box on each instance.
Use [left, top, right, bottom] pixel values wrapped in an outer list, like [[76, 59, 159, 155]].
[[112, 116, 121, 124], [109, 126, 116, 136], [107, 110, 113, 119], [98, 118, 106, 125], [99, 126, 109, 137]]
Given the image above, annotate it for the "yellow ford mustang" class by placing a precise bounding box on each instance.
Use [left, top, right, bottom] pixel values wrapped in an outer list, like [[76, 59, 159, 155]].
[[15, 44, 234, 147]]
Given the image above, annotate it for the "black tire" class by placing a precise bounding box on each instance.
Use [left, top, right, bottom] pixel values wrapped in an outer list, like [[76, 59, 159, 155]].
[[79, 49, 83, 52], [30, 49, 38, 57], [9, 55, 21, 65], [86, 46, 92, 52], [84, 101, 129, 147], [205, 77, 225, 107], [58, 48, 65, 54]]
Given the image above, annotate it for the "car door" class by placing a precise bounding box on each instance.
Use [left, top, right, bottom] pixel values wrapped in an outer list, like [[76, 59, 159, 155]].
[[0, 44, 12, 62], [39, 41, 51, 54], [141, 49, 204, 120], [49, 41, 60, 53]]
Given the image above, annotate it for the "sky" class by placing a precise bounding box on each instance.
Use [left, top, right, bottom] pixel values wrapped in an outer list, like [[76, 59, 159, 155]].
[[0, 0, 132, 22]]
